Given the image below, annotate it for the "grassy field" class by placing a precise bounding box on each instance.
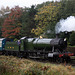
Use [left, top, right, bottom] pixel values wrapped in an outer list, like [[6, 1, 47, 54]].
[[0, 55, 75, 75]]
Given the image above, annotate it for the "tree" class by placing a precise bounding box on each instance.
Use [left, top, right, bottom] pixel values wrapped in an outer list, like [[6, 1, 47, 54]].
[[31, 2, 61, 37], [36, 1, 51, 10], [2, 6, 22, 39], [20, 5, 37, 37], [0, 6, 10, 38], [59, 0, 75, 19], [69, 31, 75, 46]]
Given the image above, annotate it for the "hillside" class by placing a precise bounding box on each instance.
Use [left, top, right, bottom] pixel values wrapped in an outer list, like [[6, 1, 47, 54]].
[[0, 55, 75, 75]]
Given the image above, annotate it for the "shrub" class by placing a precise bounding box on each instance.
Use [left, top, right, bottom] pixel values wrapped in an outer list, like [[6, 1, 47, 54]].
[[69, 32, 75, 46]]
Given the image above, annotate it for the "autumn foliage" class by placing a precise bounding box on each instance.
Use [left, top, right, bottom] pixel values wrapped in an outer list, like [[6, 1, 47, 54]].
[[1, 0, 75, 39], [31, 2, 61, 36], [2, 6, 22, 38]]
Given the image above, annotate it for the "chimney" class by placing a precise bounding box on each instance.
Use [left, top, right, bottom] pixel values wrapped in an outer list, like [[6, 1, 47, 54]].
[[56, 34, 59, 38]]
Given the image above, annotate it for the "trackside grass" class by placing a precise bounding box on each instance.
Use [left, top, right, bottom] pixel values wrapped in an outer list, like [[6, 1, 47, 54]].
[[0, 55, 75, 75]]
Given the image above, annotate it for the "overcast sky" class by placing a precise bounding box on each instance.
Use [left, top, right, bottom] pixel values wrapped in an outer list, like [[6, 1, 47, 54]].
[[0, 0, 60, 8]]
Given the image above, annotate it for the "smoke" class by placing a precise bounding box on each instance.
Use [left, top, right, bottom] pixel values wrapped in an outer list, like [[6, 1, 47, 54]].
[[55, 16, 75, 33]]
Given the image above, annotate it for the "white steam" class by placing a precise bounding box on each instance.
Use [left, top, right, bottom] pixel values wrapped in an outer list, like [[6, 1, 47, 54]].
[[55, 16, 75, 33]]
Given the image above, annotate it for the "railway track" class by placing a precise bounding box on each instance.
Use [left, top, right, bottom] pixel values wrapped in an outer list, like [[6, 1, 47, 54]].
[[0, 51, 75, 67], [70, 56, 75, 67], [29, 57, 75, 68]]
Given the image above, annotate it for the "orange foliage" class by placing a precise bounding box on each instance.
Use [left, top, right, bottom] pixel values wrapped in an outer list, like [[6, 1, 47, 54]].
[[2, 6, 22, 38]]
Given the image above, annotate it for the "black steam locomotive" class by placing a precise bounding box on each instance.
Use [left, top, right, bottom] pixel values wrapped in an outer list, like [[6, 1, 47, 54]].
[[0, 35, 74, 63]]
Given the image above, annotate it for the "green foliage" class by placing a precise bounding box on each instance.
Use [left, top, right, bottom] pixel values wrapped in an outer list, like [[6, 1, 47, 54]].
[[20, 5, 37, 37], [59, 0, 75, 19], [69, 32, 75, 46], [59, 32, 71, 39], [36, 1, 51, 9]]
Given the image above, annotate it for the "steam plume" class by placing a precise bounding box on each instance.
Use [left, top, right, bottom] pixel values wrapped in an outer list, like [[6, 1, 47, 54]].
[[55, 16, 75, 33]]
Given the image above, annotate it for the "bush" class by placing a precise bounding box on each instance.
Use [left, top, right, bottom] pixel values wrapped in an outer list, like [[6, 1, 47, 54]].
[[69, 32, 75, 46]]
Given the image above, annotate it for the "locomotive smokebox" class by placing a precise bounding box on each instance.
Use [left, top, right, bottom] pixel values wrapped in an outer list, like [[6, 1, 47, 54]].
[[50, 33, 67, 50]]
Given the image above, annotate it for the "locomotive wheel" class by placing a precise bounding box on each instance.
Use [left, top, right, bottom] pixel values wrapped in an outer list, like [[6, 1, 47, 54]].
[[56, 57, 63, 63]]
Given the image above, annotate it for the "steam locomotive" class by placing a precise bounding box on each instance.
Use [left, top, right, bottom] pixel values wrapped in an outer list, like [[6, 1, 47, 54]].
[[0, 35, 74, 63]]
